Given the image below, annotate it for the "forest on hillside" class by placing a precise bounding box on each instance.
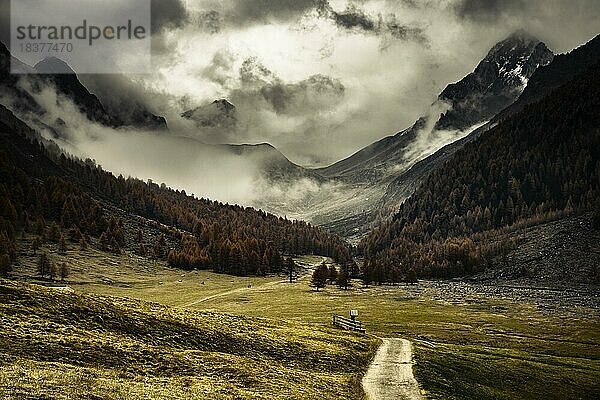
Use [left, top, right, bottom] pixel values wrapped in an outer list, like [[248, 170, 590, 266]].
[[361, 62, 600, 282], [0, 109, 352, 277]]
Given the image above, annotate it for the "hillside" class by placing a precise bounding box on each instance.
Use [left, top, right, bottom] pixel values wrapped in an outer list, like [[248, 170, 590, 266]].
[[0, 42, 167, 131], [0, 280, 378, 399], [0, 104, 352, 278], [361, 58, 600, 282], [379, 34, 600, 227]]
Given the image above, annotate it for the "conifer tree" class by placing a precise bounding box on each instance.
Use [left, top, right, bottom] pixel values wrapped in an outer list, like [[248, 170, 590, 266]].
[[328, 264, 338, 284], [285, 257, 296, 283], [311, 262, 328, 291], [38, 253, 50, 278], [337, 268, 350, 290], [59, 262, 69, 281], [0, 254, 10, 276]]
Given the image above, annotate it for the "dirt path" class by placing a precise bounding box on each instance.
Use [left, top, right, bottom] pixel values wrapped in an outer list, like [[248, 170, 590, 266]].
[[362, 338, 424, 400], [181, 256, 328, 308]]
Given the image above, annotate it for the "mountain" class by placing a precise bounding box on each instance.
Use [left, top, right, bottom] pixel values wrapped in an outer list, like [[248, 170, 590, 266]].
[[361, 56, 600, 283], [0, 103, 352, 277], [264, 32, 553, 240], [182, 99, 237, 129], [435, 30, 553, 131], [0, 43, 167, 131], [380, 33, 600, 224], [496, 34, 600, 121], [320, 31, 553, 184], [33, 57, 121, 127], [0, 42, 43, 115]]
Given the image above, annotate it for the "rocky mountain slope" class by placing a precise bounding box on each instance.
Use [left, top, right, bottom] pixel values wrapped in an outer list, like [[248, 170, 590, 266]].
[[264, 32, 554, 240], [182, 99, 237, 129], [380, 33, 600, 226], [0, 42, 167, 131], [361, 54, 600, 282], [436, 30, 553, 130]]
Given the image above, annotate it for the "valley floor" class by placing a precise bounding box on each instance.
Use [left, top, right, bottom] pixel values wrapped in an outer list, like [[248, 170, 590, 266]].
[[362, 338, 424, 400], [6, 242, 600, 399], [0, 278, 378, 399]]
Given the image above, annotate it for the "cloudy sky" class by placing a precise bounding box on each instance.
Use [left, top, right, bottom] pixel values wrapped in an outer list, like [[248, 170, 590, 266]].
[[2, 0, 599, 166]]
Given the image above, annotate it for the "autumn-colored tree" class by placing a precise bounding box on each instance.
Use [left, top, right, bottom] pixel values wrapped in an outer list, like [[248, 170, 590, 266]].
[[137, 243, 146, 256], [31, 237, 41, 255], [406, 269, 418, 284], [59, 235, 67, 254], [35, 217, 46, 236], [285, 257, 296, 283], [0, 254, 10, 276], [48, 223, 61, 243], [50, 262, 59, 281]]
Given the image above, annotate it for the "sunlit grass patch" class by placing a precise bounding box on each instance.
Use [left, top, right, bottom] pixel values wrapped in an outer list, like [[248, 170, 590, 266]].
[[0, 280, 378, 399]]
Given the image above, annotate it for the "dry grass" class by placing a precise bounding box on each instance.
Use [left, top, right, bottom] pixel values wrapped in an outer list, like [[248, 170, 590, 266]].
[[9, 237, 600, 399], [0, 280, 379, 399]]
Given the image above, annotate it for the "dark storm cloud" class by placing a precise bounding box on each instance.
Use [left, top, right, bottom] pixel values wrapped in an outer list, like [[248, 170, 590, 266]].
[[192, 0, 318, 32], [260, 74, 345, 114], [191, 1, 427, 44], [454, 0, 527, 21], [235, 57, 345, 115], [150, 0, 189, 33], [331, 6, 376, 31], [0, 0, 9, 45], [318, 2, 428, 44], [196, 10, 223, 34], [230, 0, 317, 25], [380, 14, 429, 43]]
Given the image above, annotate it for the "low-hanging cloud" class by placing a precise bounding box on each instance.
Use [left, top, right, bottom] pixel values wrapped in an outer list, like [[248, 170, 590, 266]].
[[176, 55, 350, 164], [3, 78, 274, 205]]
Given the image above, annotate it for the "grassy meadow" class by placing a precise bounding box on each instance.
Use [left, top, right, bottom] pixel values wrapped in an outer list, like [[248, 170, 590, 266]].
[[0, 279, 378, 399], [6, 239, 600, 399]]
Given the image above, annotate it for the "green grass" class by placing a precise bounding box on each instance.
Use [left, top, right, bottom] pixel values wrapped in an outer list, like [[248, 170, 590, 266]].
[[0, 280, 379, 399], [182, 280, 600, 400], [413, 343, 600, 400], [9, 239, 600, 399], [12, 240, 291, 306]]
